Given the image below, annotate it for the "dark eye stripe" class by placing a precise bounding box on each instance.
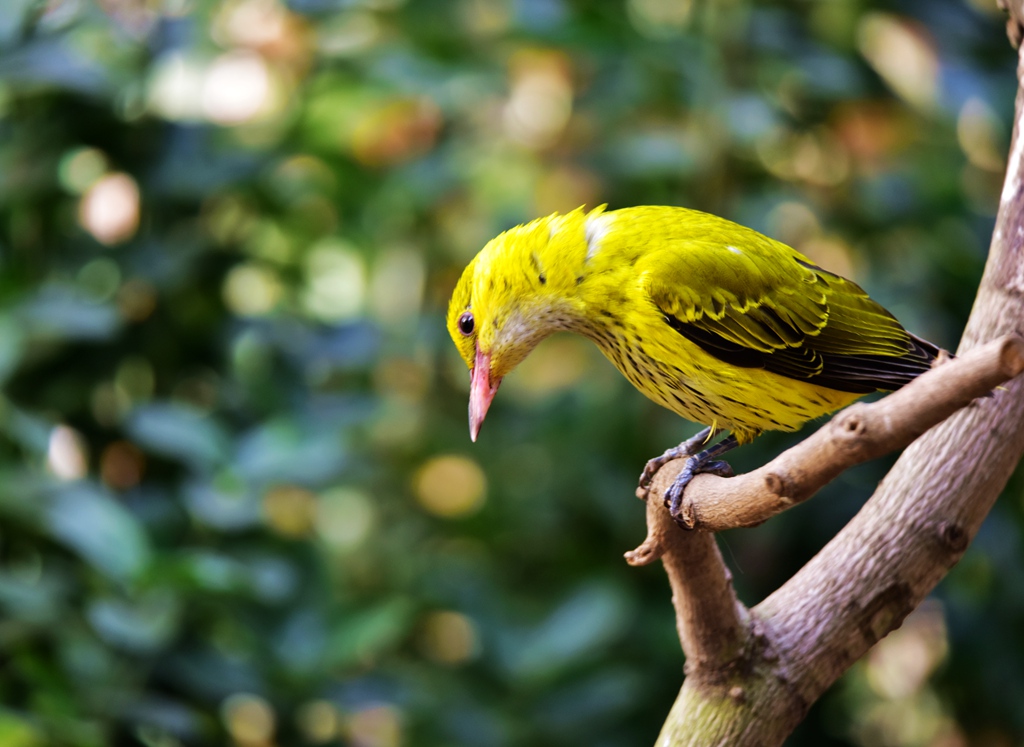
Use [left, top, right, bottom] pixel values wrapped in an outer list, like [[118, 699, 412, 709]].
[[458, 312, 475, 336]]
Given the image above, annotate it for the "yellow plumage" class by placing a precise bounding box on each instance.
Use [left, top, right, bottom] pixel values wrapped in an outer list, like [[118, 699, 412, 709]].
[[447, 205, 939, 503]]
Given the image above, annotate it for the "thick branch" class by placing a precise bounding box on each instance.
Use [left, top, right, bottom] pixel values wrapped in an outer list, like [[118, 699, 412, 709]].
[[649, 336, 1024, 532]]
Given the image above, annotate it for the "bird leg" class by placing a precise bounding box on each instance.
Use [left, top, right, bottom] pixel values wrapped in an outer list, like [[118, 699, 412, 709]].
[[638, 426, 714, 496], [663, 435, 739, 526]]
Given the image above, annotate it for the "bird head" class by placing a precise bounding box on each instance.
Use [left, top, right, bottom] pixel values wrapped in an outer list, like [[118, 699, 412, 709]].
[[447, 211, 588, 441]]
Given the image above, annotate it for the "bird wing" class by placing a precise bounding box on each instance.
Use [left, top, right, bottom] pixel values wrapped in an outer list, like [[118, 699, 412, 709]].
[[634, 217, 938, 394]]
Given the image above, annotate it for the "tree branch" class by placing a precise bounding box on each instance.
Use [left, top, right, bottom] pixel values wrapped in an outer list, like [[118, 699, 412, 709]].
[[999, 0, 1024, 48], [652, 336, 1023, 533], [625, 489, 749, 672]]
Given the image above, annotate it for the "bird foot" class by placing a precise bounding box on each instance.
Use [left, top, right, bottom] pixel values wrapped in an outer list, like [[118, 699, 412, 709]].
[[637, 432, 739, 526], [638, 446, 695, 497], [637, 427, 713, 499], [664, 457, 734, 527]]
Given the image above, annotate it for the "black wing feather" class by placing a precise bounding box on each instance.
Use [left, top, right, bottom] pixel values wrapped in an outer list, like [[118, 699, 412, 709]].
[[665, 316, 940, 394]]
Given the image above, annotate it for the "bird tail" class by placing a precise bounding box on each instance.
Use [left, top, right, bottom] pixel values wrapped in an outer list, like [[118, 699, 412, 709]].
[[887, 332, 950, 390], [909, 332, 944, 362], [822, 332, 948, 394]]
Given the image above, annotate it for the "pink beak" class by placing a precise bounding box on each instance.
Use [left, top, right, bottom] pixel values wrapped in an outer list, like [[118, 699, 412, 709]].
[[469, 347, 501, 442]]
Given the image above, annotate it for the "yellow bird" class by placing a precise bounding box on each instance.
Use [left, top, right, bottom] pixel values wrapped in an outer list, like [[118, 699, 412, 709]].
[[446, 205, 941, 519]]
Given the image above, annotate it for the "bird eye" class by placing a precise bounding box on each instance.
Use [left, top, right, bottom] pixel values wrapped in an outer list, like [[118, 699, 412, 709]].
[[458, 312, 475, 336]]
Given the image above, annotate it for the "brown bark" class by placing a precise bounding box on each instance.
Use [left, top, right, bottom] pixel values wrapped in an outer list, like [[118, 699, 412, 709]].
[[637, 7, 1024, 744]]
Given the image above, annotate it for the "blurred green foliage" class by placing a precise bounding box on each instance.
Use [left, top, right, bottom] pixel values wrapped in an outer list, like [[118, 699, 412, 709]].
[[0, 0, 1021, 745]]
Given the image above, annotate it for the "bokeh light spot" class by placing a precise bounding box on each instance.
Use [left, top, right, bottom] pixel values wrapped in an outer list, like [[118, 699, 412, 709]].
[[223, 263, 283, 317], [418, 610, 480, 665], [100, 441, 146, 491], [346, 705, 402, 747], [316, 487, 375, 549], [202, 51, 272, 126], [203, 194, 259, 246], [957, 97, 1006, 173], [765, 202, 820, 254], [460, 0, 511, 36], [58, 147, 108, 194], [368, 248, 425, 327], [262, 484, 317, 537], [214, 0, 291, 50], [833, 101, 910, 165], [92, 382, 130, 428], [78, 258, 122, 302], [757, 130, 850, 187], [47, 425, 88, 481], [370, 400, 425, 448], [858, 13, 938, 111], [296, 700, 341, 744], [221, 693, 276, 746], [147, 52, 206, 121], [503, 50, 573, 148], [414, 455, 486, 518], [79, 172, 141, 245], [302, 240, 365, 321]]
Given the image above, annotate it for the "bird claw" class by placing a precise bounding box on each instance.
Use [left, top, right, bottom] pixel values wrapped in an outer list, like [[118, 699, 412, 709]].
[[663, 457, 735, 526], [637, 427, 715, 499], [637, 430, 738, 523], [638, 447, 689, 497]]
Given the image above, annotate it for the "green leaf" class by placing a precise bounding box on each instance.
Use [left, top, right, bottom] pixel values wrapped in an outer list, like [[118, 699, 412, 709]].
[[127, 403, 229, 471], [86, 592, 180, 653], [234, 420, 347, 486], [18, 287, 119, 342], [182, 475, 259, 531], [45, 485, 151, 583], [328, 599, 416, 668]]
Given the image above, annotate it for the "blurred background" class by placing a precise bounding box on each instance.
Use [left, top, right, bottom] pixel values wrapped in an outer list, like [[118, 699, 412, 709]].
[[0, 0, 1021, 745]]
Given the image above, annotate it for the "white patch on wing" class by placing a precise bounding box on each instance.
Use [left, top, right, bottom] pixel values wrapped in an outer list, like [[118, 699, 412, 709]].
[[727, 245, 742, 255], [584, 213, 613, 262]]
